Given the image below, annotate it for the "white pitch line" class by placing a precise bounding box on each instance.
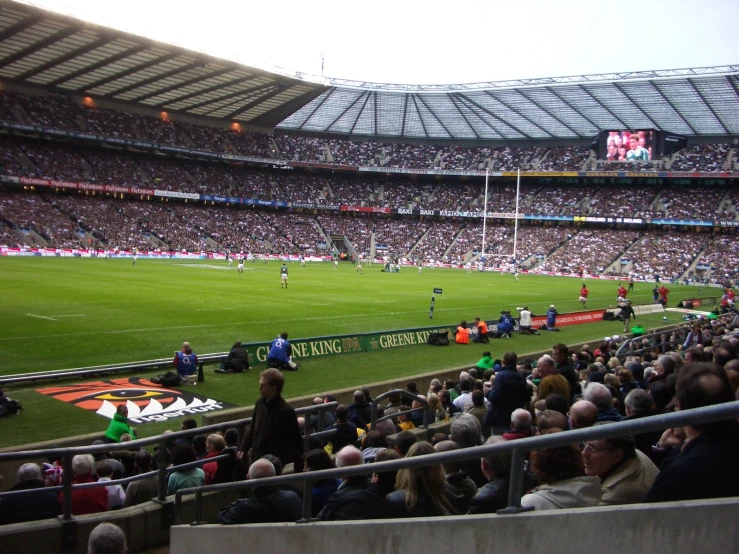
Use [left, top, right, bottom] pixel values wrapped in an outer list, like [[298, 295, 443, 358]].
[[53, 314, 86, 318], [26, 314, 58, 321]]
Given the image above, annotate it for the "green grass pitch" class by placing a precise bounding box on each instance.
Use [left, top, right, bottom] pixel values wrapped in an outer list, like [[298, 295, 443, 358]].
[[0, 257, 706, 446]]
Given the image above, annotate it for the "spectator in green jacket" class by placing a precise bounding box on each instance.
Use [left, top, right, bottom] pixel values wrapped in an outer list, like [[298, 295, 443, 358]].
[[105, 405, 136, 443]]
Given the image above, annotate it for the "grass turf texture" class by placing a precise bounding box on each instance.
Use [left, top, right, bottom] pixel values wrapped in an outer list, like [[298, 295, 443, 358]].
[[0, 257, 707, 447]]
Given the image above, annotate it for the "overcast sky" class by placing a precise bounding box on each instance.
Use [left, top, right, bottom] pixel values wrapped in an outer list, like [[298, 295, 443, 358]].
[[20, 0, 739, 85]]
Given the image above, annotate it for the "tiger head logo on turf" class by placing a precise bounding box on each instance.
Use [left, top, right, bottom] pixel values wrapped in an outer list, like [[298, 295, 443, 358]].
[[36, 377, 234, 424]]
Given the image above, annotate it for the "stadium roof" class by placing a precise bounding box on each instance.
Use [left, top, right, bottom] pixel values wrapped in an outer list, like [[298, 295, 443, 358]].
[[0, 1, 328, 127], [0, 1, 737, 140]]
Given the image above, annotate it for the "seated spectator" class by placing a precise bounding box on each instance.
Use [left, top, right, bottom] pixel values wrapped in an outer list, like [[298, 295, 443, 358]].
[[537, 410, 568, 433], [60, 454, 108, 516], [167, 444, 204, 495], [104, 404, 136, 443], [521, 428, 603, 510], [584, 383, 624, 422], [544, 393, 570, 418], [325, 404, 359, 453], [301, 449, 340, 517], [468, 436, 513, 514], [383, 442, 467, 517], [87, 522, 128, 554], [645, 362, 739, 502], [581, 424, 659, 505], [0, 463, 60, 524], [361, 430, 387, 463], [397, 407, 416, 431], [450, 413, 486, 487], [535, 355, 572, 403], [623, 389, 663, 461], [347, 390, 372, 429], [502, 409, 533, 440], [569, 400, 598, 430], [202, 434, 228, 485], [124, 450, 159, 507], [370, 450, 400, 497], [96, 460, 125, 510], [317, 446, 384, 520], [218, 458, 302, 524], [466, 390, 488, 431], [394, 430, 418, 457], [372, 405, 397, 437], [434, 440, 478, 504]]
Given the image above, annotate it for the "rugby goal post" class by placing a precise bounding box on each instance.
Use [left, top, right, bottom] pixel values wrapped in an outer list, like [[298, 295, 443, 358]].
[[480, 169, 521, 266]]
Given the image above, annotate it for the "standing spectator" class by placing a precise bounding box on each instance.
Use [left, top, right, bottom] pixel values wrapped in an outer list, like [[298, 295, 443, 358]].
[[60, 454, 108, 516], [535, 355, 572, 403], [238, 368, 303, 471], [484, 351, 529, 435], [0, 463, 60, 524], [552, 343, 581, 400]]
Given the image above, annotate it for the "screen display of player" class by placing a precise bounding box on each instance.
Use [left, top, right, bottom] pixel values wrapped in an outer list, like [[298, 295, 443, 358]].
[[603, 130, 653, 161]]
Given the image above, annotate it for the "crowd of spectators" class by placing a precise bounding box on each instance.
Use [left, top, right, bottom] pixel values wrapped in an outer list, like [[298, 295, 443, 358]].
[[670, 144, 730, 172], [625, 232, 708, 281], [536, 229, 641, 274], [697, 235, 739, 282], [537, 146, 589, 171], [527, 185, 599, 216], [4, 314, 738, 529], [412, 221, 458, 261]]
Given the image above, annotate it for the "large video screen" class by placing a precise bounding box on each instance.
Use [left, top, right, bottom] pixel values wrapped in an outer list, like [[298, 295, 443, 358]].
[[602, 130, 653, 161]]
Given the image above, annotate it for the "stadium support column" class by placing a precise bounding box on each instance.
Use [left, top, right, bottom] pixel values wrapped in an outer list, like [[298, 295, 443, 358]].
[[513, 169, 520, 263], [481, 168, 489, 262]]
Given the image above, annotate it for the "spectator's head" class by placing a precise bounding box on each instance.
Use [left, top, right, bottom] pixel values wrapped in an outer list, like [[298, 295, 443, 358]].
[[406, 381, 418, 394], [430, 433, 448, 446], [133, 450, 152, 472], [654, 355, 677, 377], [530, 428, 585, 485], [16, 463, 43, 483], [372, 450, 399, 490], [537, 355, 556, 377], [172, 444, 196, 467], [259, 368, 284, 399], [395, 442, 455, 516], [569, 400, 598, 430], [72, 454, 95, 477], [582, 423, 636, 477], [648, 381, 672, 413], [302, 449, 334, 473], [248, 458, 276, 480], [677, 362, 736, 433], [503, 351, 518, 368], [96, 460, 112, 479], [471, 389, 485, 408], [181, 342, 192, 354], [353, 390, 365, 404], [362, 430, 387, 450], [537, 410, 568, 432], [584, 382, 614, 411], [87, 522, 128, 554], [206, 434, 225, 453], [624, 389, 653, 417], [544, 393, 569, 416], [433, 439, 461, 474], [617, 369, 635, 384], [336, 445, 364, 471], [459, 378, 472, 393], [335, 404, 348, 423], [261, 454, 283, 476], [180, 418, 197, 431], [224, 428, 238, 447], [395, 431, 419, 457], [280, 332, 288, 340], [450, 413, 482, 448], [481, 436, 512, 480], [313, 397, 323, 405], [510, 408, 532, 431], [552, 343, 569, 365], [115, 404, 128, 418]]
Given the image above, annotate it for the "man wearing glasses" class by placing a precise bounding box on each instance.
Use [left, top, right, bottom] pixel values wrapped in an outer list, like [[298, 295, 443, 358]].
[[581, 424, 658, 505]]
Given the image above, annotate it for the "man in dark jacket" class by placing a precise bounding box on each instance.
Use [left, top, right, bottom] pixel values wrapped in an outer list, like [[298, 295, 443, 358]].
[[0, 463, 60, 524], [324, 405, 359, 452], [347, 390, 372, 429], [217, 340, 249, 373], [237, 369, 303, 472], [552, 343, 581, 400], [317, 446, 384, 520], [644, 363, 739, 502], [483, 352, 529, 435], [218, 458, 302, 524]]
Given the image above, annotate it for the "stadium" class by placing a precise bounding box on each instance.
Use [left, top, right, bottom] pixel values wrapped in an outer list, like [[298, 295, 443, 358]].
[[0, 1, 738, 552]]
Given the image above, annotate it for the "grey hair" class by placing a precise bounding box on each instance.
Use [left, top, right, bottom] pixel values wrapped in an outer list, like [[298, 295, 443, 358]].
[[625, 389, 653, 414], [353, 390, 365, 403], [583, 382, 613, 411], [450, 413, 482, 448], [87, 522, 127, 554], [510, 409, 532, 430], [657, 355, 677, 375], [248, 458, 276, 480], [72, 454, 95, 476], [16, 463, 42, 482]]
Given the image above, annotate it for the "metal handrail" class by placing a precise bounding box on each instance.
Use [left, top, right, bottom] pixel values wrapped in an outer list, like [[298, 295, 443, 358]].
[[370, 389, 430, 431], [175, 401, 739, 523], [0, 402, 338, 521]]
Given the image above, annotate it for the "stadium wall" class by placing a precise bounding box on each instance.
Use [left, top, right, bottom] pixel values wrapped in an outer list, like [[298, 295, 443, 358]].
[[170, 497, 739, 554]]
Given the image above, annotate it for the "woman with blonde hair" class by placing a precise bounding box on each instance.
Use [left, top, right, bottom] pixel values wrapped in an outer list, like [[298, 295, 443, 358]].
[[382, 441, 466, 517]]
